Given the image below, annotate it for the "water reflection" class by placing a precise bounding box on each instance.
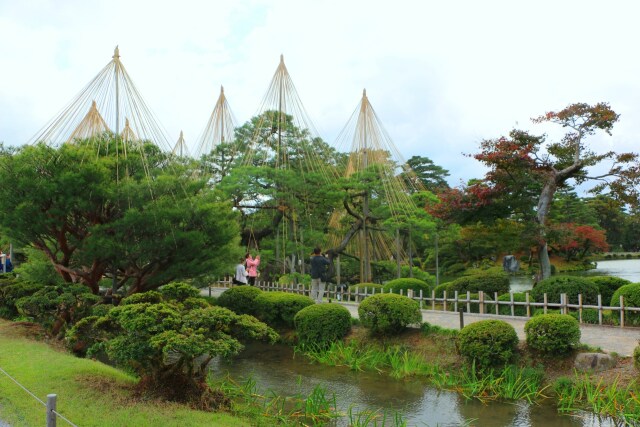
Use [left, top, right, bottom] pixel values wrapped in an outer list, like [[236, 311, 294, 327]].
[[211, 342, 614, 426], [508, 258, 640, 292]]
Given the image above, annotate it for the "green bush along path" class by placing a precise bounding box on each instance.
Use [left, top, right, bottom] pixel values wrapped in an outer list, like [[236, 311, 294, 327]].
[[204, 287, 640, 356]]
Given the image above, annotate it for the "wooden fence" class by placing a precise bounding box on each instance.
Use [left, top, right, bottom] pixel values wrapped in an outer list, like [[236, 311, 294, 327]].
[[209, 278, 640, 328]]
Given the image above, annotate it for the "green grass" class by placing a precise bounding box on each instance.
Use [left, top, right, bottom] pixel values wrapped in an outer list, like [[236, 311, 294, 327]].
[[0, 321, 249, 427]]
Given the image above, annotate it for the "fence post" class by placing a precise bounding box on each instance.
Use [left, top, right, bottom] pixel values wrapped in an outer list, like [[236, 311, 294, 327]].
[[454, 290, 458, 313], [443, 291, 448, 312], [494, 292, 499, 315], [578, 294, 583, 323], [467, 291, 472, 314], [543, 293, 548, 314], [525, 292, 530, 317], [598, 294, 603, 325], [431, 289, 435, 311], [419, 289, 423, 309], [47, 394, 57, 427], [510, 292, 515, 317], [479, 291, 485, 314], [620, 295, 625, 328]]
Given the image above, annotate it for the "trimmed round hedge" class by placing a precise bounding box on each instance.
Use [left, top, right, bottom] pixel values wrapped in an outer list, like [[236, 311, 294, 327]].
[[383, 278, 432, 295], [448, 272, 510, 295], [350, 283, 384, 292], [434, 283, 451, 298], [524, 313, 580, 354], [497, 292, 528, 316], [358, 293, 421, 335], [611, 283, 640, 325], [254, 291, 314, 328], [217, 286, 262, 315], [589, 276, 631, 303], [530, 276, 599, 304], [294, 303, 352, 346], [457, 320, 519, 370]]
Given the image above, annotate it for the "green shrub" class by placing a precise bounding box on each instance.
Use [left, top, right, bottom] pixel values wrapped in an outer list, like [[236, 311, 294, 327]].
[[525, 314, 580, 354], [634, 345, 640, 371], [0, 280, 42, 319], [294, 303, 352, 346], [383, 278, 432, 296], [457, 320, 518, 370], [254, 291, 314, 328], [121, 291, 164, 305], [434, 283, 452, 298], [530, 276, 599, 304], [497, 293, 528, 316], [358, 293, 421, 335], [588, 276, 631, 304], [350, 283, 383, 292], [611, 283, 640, 325], [159, 282, 200, 302], [15, 284, 100, 335], [447, 272, 510, 295], [569, 308, 601, 325], [217, 285, 263, 316]]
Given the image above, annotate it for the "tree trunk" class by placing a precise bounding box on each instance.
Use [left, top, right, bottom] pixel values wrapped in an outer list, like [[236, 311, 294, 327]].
[[536, 178, 557, 280]]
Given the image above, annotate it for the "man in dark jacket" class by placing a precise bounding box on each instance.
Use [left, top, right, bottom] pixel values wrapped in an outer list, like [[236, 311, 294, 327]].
[[309, 247, 330, 303]]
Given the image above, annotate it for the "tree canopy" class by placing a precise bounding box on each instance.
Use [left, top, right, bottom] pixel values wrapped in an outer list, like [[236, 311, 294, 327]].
[[0, 137, 240, 294]]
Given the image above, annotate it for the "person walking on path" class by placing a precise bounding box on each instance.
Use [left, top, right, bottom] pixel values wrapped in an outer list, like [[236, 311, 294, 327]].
[[310, 247, 330, 303], [233, 258, 248, 285], [245, 253, 260, 286]]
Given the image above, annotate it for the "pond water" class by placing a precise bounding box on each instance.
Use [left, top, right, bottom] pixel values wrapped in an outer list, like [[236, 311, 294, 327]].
[[508, 258, 640, 292], [211, 342, 614, 427]]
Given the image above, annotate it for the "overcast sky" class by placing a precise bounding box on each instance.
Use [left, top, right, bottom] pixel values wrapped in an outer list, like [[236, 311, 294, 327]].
[[1, 0, 639, 188]]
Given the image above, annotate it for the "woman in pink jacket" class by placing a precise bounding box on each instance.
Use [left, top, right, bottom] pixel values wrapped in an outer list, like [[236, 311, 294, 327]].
[[245, 253, 260, 286]]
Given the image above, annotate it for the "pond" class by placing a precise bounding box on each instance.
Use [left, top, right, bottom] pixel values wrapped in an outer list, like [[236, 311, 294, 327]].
[[211, 342, 615, 426], [509, 258, 640, 292]]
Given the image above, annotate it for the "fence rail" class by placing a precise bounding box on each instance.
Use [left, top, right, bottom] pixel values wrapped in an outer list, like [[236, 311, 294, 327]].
[[209, 277, 640, 328], [0, 366, 77, 427]]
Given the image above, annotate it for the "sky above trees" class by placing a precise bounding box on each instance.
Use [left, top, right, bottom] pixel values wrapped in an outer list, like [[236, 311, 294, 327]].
[[1, 0, 639, 189]]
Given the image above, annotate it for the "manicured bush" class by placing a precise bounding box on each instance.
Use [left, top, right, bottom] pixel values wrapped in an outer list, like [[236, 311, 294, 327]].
[[159, 282, 200, 302], [350, 283, 383, 292], [254, 291, 314, 328], [216, 285, 263, 316], [569, 308, 601, 325], [457, 320, 519, 370], [15, 284, 100, 336], [497, 292, 528, 316], [530, 276, 599, 304], [0, 280, 41, 319], [589, 276, 631, 305], [611, 283, 640, 325], [434, 283, 454, 298], [358, 293, 421, 335], [447, 272, 510, 295], [383, 278, 432, 295], [525, 314, 580, 354], [294, 303, 352, 346]]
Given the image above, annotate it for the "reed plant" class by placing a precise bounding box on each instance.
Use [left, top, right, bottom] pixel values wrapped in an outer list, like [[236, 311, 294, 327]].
[[554, 373, 640, 425]]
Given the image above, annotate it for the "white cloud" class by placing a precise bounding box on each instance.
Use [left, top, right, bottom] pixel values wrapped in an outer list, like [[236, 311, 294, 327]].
[[1, 0, 639, 187]]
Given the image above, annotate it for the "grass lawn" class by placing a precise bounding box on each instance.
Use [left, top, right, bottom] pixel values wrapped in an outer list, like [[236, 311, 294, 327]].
[[0, 320, 250, 427]]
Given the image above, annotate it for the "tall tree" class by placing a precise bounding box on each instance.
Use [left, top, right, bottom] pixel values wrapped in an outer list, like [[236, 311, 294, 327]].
[[474, 103, 640, 279], [402, 155, 450, 193], [0, 138, 240, 294]]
